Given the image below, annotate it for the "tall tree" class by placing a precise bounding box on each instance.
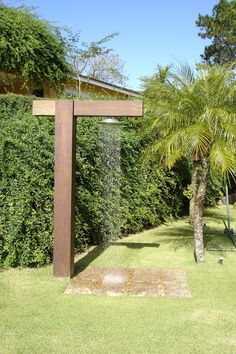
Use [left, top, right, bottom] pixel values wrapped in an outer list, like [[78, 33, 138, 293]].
[[0, 3, 72, 91], [66, 31, 128, 90], [196, 0, 236, 64], [142, 63, 236, 262], [77, 52, 128, 86]]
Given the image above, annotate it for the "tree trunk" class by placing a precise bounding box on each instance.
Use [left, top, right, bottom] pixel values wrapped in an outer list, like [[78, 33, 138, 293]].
[[193, 158, 210, 263], [189, 160, 200, 224]]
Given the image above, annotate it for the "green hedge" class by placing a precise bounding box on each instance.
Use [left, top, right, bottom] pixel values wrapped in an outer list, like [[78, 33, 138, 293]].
[[0, 94, 191, 268]]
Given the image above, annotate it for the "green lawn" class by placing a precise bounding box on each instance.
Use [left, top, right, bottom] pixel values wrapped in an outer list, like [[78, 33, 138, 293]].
[[1, 206, 236, 354]]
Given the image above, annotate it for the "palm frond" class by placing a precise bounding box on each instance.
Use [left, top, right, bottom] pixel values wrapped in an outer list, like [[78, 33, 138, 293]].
[[210, 142, 236, 182], [170, 61, 195, 86], [142, 61, 236, 179]]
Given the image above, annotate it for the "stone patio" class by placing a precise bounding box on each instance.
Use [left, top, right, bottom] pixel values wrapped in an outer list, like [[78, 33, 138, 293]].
[[65, 267, 191, 298]]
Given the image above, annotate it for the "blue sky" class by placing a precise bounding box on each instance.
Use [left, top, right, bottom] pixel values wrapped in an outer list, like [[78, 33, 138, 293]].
[[8, 0, 217, 90]]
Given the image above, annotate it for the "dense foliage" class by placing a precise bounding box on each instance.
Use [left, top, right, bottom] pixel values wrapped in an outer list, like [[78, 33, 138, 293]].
[[0, 95, 54, 267], [0, 3, 71, 90], [0, 94, 191, 268], [196, 0, 236, 64]]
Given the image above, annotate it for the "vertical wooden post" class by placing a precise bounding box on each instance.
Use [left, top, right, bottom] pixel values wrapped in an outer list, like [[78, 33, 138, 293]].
[[53, 100, 76, 277]]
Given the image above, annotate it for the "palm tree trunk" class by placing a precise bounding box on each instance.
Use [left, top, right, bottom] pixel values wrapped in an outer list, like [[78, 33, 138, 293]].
[[193, 158, 210, 263], [189, 160, 199, 224]]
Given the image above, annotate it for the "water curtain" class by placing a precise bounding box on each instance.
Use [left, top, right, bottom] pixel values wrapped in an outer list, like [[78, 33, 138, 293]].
[[100, 118, 121, 247]]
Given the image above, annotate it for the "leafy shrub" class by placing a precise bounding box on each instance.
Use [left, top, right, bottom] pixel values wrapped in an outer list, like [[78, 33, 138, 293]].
[[0, 94, 54, 267], [205, 168, 224, 206], [0, 94, 191, 268], [120, 120, 190, 233]]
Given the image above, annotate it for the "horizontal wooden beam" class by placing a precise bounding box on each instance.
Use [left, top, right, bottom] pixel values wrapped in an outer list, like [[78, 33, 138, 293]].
[[32, 100, 143, 117], [33, 100, 56, 116], [74, 100, 143, 117]]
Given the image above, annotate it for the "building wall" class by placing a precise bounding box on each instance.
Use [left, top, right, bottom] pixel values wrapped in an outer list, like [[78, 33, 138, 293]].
[[62, 80, 131, 99], [0, 71, 28, 95], [0, 72, 138, 99]]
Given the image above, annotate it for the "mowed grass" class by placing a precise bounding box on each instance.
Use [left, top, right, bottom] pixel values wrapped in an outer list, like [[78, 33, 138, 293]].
[[1, 206, 236, 354]]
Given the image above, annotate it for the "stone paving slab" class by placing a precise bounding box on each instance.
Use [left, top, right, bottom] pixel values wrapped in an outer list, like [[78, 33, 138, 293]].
[[65, 267, 191, 298]]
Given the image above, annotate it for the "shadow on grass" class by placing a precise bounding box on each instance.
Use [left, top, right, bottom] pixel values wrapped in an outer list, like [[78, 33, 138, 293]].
[[109, 242, 160, 249], [160, 226, 236, 252], [204, 228, 236, 249], [74, 242, 161, 277], [204, 206, 236, 223], [74, 246, 105, 277], [155, 226, 192, 238], [203, 208, 231, 249], [151, 225, 195, 250], [204, 237, 236, 250], [204, 207, 224, 219]]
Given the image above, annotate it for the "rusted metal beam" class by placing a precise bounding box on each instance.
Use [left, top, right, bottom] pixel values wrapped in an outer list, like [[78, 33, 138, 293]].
[[32, 100, 143, 117], [53, 100, 76, 278]]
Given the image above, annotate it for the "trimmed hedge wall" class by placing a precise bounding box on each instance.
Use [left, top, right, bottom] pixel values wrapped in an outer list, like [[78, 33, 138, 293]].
[[0, 94, 190, 268]]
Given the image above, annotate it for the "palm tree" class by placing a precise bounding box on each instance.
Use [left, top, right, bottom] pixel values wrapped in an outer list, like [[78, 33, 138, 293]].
[[142, 63, 236, 263]]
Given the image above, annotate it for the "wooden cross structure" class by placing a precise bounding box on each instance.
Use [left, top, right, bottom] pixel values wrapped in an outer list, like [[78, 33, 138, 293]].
[[32, 100, 143, 278]]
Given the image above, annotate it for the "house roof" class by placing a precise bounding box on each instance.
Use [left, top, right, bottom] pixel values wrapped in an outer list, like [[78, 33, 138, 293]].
[[78, 74, 141, 98]]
